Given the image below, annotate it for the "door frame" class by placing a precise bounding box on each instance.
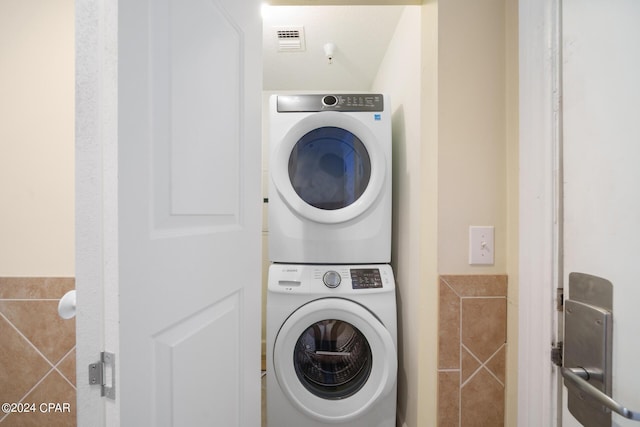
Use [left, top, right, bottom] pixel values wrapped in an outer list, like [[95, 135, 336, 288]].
[[77, 0, 565, 424], [76, 0, 119, 425], [517, 0, 563, 425]]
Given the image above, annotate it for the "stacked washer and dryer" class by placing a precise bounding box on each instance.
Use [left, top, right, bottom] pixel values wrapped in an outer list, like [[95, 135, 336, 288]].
[[266, 94, 397, 427]]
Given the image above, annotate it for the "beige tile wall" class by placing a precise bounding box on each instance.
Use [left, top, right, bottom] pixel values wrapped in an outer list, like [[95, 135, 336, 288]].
[[438, 275, 507, 427], [0, 278, 76, 426]]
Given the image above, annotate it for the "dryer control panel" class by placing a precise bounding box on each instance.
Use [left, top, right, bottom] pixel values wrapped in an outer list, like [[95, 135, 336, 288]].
[[277, 94, 384, 112]]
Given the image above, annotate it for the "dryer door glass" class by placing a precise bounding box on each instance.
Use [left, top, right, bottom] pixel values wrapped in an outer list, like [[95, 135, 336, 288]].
[[293, 319, 373, 400], [288, 127, 371, 210]]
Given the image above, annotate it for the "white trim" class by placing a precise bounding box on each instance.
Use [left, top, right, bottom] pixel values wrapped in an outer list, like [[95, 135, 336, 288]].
[[518, 0, 561, 425], [75, 0, 119, 425]]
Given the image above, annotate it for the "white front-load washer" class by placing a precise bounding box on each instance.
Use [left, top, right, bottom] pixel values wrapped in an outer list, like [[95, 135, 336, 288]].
[[268, 94, 392, 264], [266, 263, 397, 427]]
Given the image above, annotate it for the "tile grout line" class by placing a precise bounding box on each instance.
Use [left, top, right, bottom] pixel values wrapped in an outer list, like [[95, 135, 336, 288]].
[[460, 342, 484, 388], [0, 365, 59, 424], [458, 291, 504, 425], [439, 277, 508, 299], [0, 311, 57, 371], [0, 311, 57, 424], [0, 336, 76, 424], [0, 311, 62, 368], [460, 343, 506, 389], [16, 367, 58, 409], [481, 344, 506, 387], [53, 345, 78, 390], [440, 277, 462, 298]]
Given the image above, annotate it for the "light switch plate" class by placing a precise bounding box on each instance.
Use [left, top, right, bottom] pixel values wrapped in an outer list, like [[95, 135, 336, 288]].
[[469, 226, 494, 265]]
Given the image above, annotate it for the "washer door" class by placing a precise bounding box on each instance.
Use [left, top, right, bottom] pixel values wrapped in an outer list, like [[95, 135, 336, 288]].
[[272, 111, 386, 224], [273, 298, 397, 423]]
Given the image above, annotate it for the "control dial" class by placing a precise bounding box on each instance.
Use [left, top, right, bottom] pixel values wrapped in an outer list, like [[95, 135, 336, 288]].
[[322, 95, 338, 107], [322, 270, 342, 288]]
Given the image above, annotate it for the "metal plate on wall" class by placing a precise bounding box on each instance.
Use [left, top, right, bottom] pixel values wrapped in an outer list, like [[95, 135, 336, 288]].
[[564, 273, 613, 427]]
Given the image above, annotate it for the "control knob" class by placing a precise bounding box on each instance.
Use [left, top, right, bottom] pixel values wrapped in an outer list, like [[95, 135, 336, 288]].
[[322, 95, 338, 107], [323, 270, 341, 288]]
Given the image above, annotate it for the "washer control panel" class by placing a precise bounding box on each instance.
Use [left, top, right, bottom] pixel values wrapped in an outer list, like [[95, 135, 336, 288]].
[[269, 264, 394, 294], [277, 94, 384, 112], [350, 268, 383, 289]]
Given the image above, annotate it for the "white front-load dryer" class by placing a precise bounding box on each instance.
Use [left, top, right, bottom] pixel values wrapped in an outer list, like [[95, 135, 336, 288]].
[[268, 94, 392, 264], [266, 263, 397, 427]]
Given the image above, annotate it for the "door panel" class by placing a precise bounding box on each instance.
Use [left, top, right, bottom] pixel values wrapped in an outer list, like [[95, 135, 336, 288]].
[[119, 0, 262, 425], [562, 1, 640, 425], [150, 0, 244, 230], [165, 0, 240, 216], [153, 292, 242, 426]]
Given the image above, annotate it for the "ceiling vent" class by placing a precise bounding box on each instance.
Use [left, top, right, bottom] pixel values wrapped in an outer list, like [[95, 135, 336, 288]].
[[275, 26, 306, 52]]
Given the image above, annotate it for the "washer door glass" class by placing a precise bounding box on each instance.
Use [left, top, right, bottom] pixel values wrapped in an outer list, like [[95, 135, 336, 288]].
[[288, 127, 371, 210], [294, 319, 372, 400]]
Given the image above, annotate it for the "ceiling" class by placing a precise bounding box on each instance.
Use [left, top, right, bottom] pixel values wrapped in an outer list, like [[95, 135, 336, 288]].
[[262, 5, 406, 91]]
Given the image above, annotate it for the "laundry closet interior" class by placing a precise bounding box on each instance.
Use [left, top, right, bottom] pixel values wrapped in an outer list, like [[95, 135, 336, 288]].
[[260, 1, 518, 426], [261, 3, 419, 426]]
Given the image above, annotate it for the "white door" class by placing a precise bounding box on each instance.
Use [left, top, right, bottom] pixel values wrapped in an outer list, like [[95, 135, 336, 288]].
[[562, 1, 640, 425], [75, 0, 262, 425]]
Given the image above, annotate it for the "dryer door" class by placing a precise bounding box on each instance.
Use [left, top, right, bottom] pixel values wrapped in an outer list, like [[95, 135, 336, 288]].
[[271, 111, 387, 224], [273, 298, 397, 423]]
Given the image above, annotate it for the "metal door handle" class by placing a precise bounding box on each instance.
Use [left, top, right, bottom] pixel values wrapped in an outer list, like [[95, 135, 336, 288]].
[[562, 367, 640, 421]]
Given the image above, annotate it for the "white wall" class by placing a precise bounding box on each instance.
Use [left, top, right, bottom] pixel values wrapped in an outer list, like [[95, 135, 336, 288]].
[[418, 3, 440, 425], [437, 1, 518, 424], [374, 1, 518, 425], [372, 6, 433, 426], [0, 0, 75, 276], [438, 0, 507, 275]]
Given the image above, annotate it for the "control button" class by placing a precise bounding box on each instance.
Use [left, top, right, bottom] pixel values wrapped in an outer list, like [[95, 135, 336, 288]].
[[322, 95, 338, 107], [323, 270, 341, 288]]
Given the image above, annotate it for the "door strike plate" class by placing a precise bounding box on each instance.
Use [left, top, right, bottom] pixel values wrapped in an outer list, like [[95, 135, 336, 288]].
[[551, 342, 563, 367], [89, 351, 116, 400]]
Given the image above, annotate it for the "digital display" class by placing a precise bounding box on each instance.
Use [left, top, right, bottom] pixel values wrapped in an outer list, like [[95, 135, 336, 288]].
[[350, 269, 382, 289]]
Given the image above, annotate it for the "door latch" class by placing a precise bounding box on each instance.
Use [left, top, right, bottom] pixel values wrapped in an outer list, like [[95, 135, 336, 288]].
[[88, 351, 116, 400], [551, 342, 563, 367], [556, 287, 564, 312]]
